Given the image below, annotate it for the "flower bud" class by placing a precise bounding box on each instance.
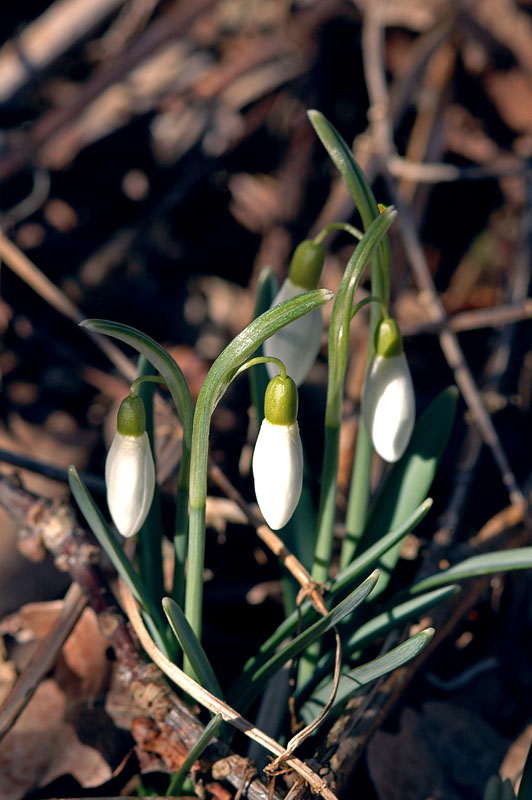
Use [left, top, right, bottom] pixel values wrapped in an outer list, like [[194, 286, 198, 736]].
[[264, 241, 325, 386], [252, 375, 303, 530], [361, 319, 415, 463], [105, 394, 155, 537]]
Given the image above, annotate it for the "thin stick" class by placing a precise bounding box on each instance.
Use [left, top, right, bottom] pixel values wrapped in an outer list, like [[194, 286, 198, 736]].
[[362, 0, 525, 509], [0, 582, 87, 739], [0, 231, 136, 382], [402, 300, 532, 336], [118, 580, 339, 800]]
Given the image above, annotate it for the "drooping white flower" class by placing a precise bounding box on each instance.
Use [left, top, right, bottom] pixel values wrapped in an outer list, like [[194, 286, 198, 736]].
[[264, 240, 325, 386], [361, 319, 415, 463], [105, 394, 155, 537], [264, 279, 323, 386], [252, 374, 303, 530]]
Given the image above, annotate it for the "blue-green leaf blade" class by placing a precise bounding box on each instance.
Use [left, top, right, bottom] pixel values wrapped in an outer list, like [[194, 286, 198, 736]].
[[357, 387, 458, 592], [296, 585, 457, 704], [80, 319, 193, 447], [167, 713, 223, 796], [300, 628, 434, 724], [410, 548, 532, 595], [228, 570, 380, 712], [163, 597, 224, 699]]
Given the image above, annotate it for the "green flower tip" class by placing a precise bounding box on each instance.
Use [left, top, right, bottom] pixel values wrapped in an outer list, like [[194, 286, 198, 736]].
[[117, 394, 147, 436], [264, 375, 298, 425], [288, 240, 325, 290], [375, 318, 403, 358]]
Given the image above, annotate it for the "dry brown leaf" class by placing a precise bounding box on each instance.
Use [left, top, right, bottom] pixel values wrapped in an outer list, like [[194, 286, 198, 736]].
[[500, 723, 532, 793], [0, 600, 63, 643], [62, 607, 109, 697], [0, 678, 112, 799], [0, 637, 17, 705], [483, 70, 532, 134]]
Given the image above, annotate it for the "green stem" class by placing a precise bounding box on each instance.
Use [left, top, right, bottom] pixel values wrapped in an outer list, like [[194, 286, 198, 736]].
[[300, 424, 340, 687], [183, 289, 333, 664], [183, 504, 205, 675], [341, 273, 389, 569], [130, 374, 168, 394], [341, 422, 372, 568], [234, 355, 286, 380], [172, 483, 189, 609], [313, 221, 364, 245], [311, 424, 341, 584]]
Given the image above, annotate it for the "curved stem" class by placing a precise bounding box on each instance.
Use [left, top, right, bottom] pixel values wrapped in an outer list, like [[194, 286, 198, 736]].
[[184, 290, 333, 672], [234, 355, 287, 380], [79, 320, 194, 608], [130, 374, 168, 394], [313, 221, 364, 245], [311, 424, 340, 583]]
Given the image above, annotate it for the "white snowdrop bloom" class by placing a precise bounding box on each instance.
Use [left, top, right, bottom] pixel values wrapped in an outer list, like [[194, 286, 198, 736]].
[[105, 395, 155, 537], [361, 319, 415, 463], [264, 279, 323, 386], [252, 375, 303, 530], [264, 240, 325, 386]]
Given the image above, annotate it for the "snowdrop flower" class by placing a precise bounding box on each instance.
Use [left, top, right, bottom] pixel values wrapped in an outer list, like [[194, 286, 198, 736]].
[[362, 318, 415, 463], [264, 240, 325, 386], [105, 393, 155, 537], [253, 373, 303, 530]]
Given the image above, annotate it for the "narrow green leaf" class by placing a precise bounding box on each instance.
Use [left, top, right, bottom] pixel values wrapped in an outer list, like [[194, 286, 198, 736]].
[[300, 628, 434, 724], [356, 387, 458, 593], [326, 206, 397, 426], [163, 597, 223, 699], [241, 501, 433, 684], [166, 713, 223, 797], [228, 570, 380, 712], [308, 110, 382, 234], [296, 585, 457, 704], [410, 548, 532, 596], [307, 109, 391, 305], [80, 319, 193, 447], [332, 498, 433, 601]]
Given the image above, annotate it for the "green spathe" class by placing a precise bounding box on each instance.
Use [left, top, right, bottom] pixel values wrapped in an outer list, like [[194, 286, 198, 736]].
[[264, 375, 298, 425], [375, 318, 403, 358], [288, 240, 325, 290], [117, 394, 147, 436]]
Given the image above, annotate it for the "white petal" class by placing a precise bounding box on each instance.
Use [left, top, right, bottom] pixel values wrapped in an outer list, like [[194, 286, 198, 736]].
[[264, 279, 323, 386], [105, 431, 155, 537], [361, 353, 415, 463], [252, 419, 303, 530]]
